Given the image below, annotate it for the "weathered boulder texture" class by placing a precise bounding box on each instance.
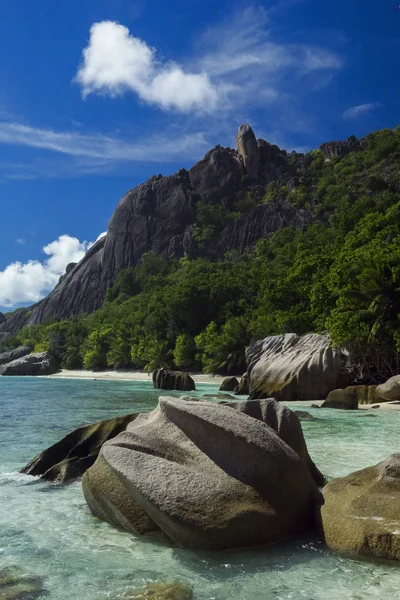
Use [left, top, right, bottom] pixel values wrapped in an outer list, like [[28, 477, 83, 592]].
[[246, 333, 347, 401], [375, 375, 400, 402], [82, 397, 321, 550], [235, 373, 250, 395], [321, 454, 400, 561], [21, 413, 139, 483], [152, 369, 195, 392], [345, 385, 377, 405], [0, 345, 33, 365], [223, 399, 325, 487], [0, 352, 59, 376], [321, 389, 358, 410], [219, 377, 239, 392]]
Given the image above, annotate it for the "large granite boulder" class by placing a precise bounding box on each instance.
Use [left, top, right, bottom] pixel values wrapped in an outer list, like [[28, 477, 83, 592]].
[[246, 333, 347, 401], [21, 413, 139, 483], [0, 352, 59, 376], [83, 397, 321, 550], [219, 377, 239, 392], [153, 369, 195, 392], [321, 454, 400, 561], [321, 389, 358, 410], [375, 375, 400, 402], [0, 345, 33, 365]]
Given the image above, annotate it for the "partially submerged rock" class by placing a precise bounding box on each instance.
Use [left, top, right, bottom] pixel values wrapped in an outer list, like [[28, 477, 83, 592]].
[[321, 454, 400, 561], [246, 333, 347, 401], [153, 369, 195, 392], [0, 565, 46, 600], [0, 345, 33, 365], [21, 413, 139, 482], [219, 377, 239, 392], [0, 352, 59, 376], [321, 389, 358, 410], [83, 397, 321, 550], [125, 581, 193, 600], [294, 411, 315, 421]]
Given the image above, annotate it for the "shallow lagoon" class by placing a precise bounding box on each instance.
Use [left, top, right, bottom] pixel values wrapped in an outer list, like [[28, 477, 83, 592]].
[[1, 377, 400, 599]]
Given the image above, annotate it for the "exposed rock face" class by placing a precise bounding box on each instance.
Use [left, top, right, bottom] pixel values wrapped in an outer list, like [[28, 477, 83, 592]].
[[321, 454, 400, 561], [375, 375, 400, 402], [21, 413, 139, 483], [0, 125, 311, 339], [0, 352, 59, 376], [320, 136, 364, 161], [0, 345, 33, 365], [83, 397, 321, 550], [246, 334, 347, 401], [152, 369, 196, 392], [0, 312, 5, 325], [236, 124, 260, 179], [219, 377, 239, 392], [321, 389, 358, 410]]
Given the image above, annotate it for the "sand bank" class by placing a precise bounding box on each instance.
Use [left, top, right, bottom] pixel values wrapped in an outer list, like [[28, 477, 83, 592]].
[[46, 369, 226, 386]]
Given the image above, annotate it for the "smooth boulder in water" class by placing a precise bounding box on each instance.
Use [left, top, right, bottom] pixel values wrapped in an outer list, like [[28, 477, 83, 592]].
[[321, 389, 358, 410], [321, 454, 400, 561], [83, 397, 321, 550], [152, 369, 195, 392], [0, 351, 59, 376], [219, 377, 239, 392]]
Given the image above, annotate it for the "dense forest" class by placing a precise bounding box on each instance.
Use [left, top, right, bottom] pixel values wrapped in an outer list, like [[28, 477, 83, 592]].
[[3, 127, 400, 381]]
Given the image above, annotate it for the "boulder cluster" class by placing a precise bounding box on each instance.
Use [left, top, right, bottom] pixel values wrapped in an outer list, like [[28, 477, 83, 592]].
[[0, 345, 59, 376]]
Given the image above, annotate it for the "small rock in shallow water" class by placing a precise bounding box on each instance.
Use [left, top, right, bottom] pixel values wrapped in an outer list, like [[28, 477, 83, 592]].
[[0, 565, 47, 599], [294, 411, 315, 420], [124, 581, 193, 599]]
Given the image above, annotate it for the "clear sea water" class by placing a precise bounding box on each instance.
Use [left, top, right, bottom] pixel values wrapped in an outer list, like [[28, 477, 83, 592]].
[[1, 377, 400, 600]]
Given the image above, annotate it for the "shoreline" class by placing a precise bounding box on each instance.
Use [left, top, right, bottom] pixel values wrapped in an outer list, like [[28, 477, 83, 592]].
[[45, 369, 227, 386]]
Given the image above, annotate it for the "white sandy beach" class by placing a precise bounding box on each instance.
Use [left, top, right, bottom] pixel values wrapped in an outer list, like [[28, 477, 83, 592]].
[[46, 369, 227, 386]]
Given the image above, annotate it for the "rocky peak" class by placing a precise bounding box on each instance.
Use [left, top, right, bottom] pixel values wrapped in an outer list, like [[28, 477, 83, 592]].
[[236, 124, 260, 180]]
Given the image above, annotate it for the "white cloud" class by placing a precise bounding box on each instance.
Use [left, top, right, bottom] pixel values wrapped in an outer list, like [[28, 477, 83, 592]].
[[15, 238, 26, 245], [343, 102, 382, 119], [75, 11, 341, 114], [0, 235, 95, 307], [75, 21, 219, 112]]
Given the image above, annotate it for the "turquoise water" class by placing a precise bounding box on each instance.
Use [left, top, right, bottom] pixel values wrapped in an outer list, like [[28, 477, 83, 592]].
[[1, 377, 400, 599]]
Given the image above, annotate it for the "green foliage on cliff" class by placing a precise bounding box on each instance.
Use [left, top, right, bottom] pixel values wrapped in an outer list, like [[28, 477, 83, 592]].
[[5, 127, 400, 379]]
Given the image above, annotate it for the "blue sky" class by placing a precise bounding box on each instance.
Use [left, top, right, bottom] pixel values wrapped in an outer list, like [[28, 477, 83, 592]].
[[0, 0, 399, 310]]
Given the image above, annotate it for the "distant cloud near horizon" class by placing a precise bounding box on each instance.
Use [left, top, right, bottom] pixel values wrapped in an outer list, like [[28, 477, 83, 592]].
[[343, 102, 382, 119], [0, 234, 95, 308]]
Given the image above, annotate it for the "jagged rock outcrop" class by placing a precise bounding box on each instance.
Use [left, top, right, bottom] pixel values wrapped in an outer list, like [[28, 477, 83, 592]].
[[0, 345, 33, 365], [82, 397, 321, 550], [321, 454, 400, 561], [0, 352, 59, 376], [21, 413, 139, 483], [152, 369, 195, 392], [320, 135, 365, 161], [0, 124, 350, 338], [236, 124, 260, 179], [246, 333, 348, 401], [0, 312, 5, 325]]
